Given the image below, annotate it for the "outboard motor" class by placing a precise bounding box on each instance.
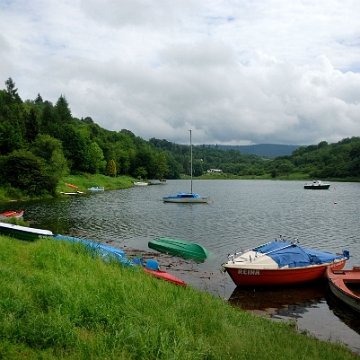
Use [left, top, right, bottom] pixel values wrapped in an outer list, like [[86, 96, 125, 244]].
[[343, 250, 350, 259]]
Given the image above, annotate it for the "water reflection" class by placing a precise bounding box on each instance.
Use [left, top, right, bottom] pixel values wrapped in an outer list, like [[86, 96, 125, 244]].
[[228, 281, 326, 319]]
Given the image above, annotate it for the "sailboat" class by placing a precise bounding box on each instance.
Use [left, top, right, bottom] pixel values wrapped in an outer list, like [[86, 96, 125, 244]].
[[163, 130, 210, 203]]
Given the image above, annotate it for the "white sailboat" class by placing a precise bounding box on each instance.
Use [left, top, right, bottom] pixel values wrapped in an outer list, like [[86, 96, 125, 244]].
[[163, 130, 210, 203]]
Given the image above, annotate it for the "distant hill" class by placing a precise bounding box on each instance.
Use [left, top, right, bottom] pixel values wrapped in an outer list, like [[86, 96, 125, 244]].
[[208, 144, 301, 158]]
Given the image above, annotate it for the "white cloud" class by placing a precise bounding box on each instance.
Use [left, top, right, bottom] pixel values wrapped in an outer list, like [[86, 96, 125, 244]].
[[1, 0, 360, 145]]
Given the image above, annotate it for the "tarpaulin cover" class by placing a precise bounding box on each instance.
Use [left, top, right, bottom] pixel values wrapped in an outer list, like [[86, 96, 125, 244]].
[[253, 241, 344, 268]]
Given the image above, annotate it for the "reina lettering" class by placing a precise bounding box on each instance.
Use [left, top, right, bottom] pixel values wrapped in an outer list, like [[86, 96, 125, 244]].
[[237, 269, 260, 276]]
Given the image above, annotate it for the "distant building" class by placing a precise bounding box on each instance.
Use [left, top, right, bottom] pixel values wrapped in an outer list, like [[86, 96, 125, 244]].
[[207, 169, 222, 173]]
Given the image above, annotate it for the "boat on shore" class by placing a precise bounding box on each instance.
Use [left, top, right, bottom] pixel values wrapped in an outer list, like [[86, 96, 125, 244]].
[[0, 222, 54, 241], [60, 191, 84, 195], [148, 237, 209, 261], [142, 259, 186, 286], [134, 182, 149, 186], [0, 210, 24, 220], [163, 130, 209, 203], [304, 180, 331, 189], [88, 187, 105, 191], [53, 235, 134, 267], [222, 236, 349, 287], [326, 266, 360, 314], [66, 183, 79, 189]]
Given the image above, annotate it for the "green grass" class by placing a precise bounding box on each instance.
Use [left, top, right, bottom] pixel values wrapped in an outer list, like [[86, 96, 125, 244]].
[[0, 236, 359, 359], [0, 174, 136, 202], [57, 174, 136, 193]]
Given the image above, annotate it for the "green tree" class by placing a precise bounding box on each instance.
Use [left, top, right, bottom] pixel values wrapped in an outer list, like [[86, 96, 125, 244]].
[[4, 77, 22, 104], [0, 120, 23, 154], [55, 95, 72, 123], [0, 150, 57, 196], [24, 108, 40, 143], [154, 152, 168, 179], [106, 159, 117, 177], [30, 134, 69, 178]]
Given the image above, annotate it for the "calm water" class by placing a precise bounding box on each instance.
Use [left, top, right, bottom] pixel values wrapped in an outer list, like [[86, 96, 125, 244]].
[[2, 180, 360, 353]]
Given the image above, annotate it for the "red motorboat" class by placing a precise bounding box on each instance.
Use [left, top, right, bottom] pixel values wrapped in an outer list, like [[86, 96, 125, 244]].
[[143, 259, 186, 287], [327, 266, 360, 314], [222, 236, 349, 287], [0, 210, 24, 220]]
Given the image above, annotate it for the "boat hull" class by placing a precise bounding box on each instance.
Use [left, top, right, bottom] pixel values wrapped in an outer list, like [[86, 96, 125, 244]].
[[163, 193, 210, 203], [0, 222, 54, 241], [0, 210, 24, 220], [144, 268, 186, 286], [148, 238, 209, 260], [327, 267, 360, 314], [304, 185, 330, 189], [224, 260, 347, 287]]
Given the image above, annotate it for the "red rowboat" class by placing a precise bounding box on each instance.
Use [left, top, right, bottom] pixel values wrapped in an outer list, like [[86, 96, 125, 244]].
[[327, 266, 360, 314], [222, 236, 349, 287], [0, 210, 24, 220]]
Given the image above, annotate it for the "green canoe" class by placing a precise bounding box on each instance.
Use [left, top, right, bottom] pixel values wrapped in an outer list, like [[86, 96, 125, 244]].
[[0, 221, 54, 241], [148, 237, 209, 261]]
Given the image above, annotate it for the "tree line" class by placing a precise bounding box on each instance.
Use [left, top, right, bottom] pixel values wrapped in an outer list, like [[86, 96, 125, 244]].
[[0, 77, 359, 197]]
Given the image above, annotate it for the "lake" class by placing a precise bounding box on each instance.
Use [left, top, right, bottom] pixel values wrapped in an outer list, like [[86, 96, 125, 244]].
[[2, 179, 360, 353]]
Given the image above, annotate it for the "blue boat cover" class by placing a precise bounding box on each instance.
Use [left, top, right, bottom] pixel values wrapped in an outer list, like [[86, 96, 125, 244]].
[[254, 241, 347, 268], [53, 235, 135, 267]]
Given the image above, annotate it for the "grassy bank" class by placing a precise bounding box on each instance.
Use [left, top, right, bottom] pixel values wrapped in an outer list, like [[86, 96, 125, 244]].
[[0, 174, 136, 202], [0, 236, 358, 360]]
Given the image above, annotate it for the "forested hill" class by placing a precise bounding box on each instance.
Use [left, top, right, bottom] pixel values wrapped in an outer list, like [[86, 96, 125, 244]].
[[208, 144, 301, 158]]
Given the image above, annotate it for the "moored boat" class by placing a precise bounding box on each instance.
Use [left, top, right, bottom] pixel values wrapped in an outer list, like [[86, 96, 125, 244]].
[[222, 236, 349, 287], [0, 210, 24, 220], [0, 222, 54, 241], [148, 237, 209, 260], [304, 180, 331, 189], [143, 259, 186, 286], [163, 130, 209, 203], [326, 266, 360, 314], [163, 192, 210, 203]]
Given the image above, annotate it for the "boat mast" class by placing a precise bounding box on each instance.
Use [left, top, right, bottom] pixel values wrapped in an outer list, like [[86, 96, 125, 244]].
[[190, 129, 193, 194]]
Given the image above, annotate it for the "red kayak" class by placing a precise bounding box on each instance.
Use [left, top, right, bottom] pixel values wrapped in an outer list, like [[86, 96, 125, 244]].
[[144, 267, 186, 287], [141, 259, 186, 286], [66, 183, 78, 189]]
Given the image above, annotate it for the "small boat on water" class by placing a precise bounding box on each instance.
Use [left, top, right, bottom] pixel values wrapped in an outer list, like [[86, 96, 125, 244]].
[[0, 222, 54, 241], [304, 180, 331, 189], [148, 237, 209, 260], [0, 210, 24, 220], [163, 130, 210, 203], [326, 266, 360, 314], [88, 187, 105, 191], [134, 182, 149, 186], [140, 259, 186, 286], [163, 192, 210, 203], [222, 236, 349, 287]]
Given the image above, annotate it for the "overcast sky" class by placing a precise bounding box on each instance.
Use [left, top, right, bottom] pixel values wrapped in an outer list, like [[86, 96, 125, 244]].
[[1, 0, 360, 146]]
